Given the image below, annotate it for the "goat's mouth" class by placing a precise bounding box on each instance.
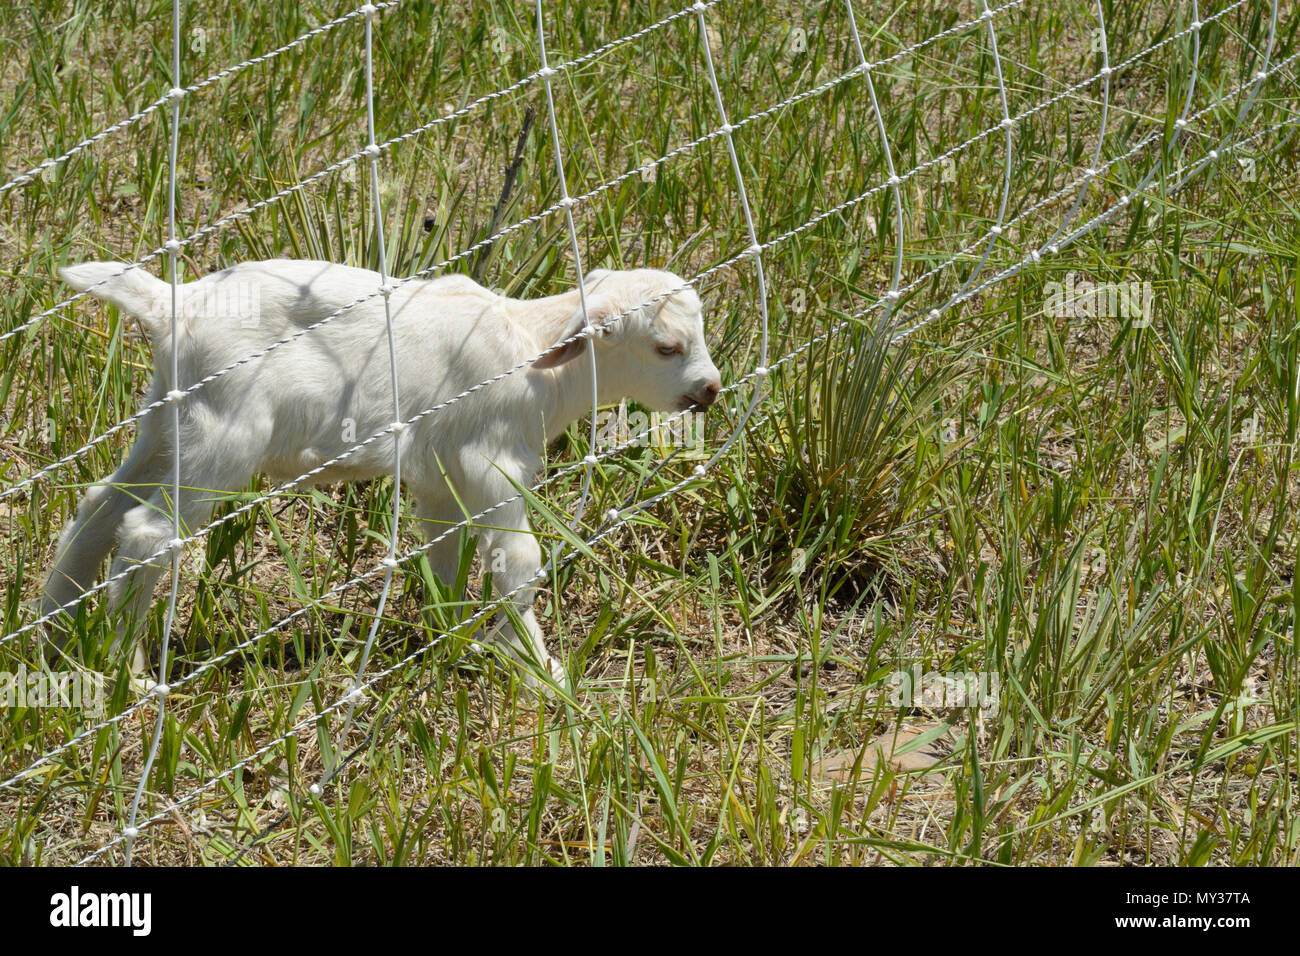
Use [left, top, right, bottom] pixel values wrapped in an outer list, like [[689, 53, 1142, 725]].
[[678, 395, 704, 412]]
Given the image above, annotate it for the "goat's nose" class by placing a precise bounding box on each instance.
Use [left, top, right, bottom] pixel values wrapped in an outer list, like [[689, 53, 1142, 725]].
[[697, 380, 720, 407]]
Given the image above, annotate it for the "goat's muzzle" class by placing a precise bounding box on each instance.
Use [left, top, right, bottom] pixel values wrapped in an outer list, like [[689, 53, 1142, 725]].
[[682, 381, 720, 410]]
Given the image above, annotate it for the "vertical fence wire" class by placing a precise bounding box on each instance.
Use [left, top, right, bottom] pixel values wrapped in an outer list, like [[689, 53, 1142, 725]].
[[314, 1, 403, 793], [1043, 0, 1111, 249], [691, 1, 769, 473], [122, 0, 184, 866], [536, 0, 602, 682], [948, 0, 1014, 307], [843, 0, 905, 330], [536, 0, 601, 540], [1233, 0, 1279, 126]]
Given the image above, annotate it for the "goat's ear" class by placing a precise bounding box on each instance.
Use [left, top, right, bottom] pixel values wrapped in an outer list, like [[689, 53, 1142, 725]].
[[535, 295, 617, 369]]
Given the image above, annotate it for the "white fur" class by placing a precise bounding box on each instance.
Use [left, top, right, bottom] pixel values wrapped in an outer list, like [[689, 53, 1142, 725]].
[[44, 259, 721, 683]]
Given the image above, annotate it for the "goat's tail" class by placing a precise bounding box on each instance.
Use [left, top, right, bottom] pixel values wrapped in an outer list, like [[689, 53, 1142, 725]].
[[60, 262, 171, 342]]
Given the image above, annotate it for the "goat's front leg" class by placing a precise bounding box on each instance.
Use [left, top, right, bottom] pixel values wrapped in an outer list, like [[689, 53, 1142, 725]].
[[42, 411, 168, 634], [411, 493, 472, 599], [475, 496, 563, 688]]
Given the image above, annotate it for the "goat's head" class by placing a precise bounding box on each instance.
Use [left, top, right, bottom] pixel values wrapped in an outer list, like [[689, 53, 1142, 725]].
[[535, 268, 722, 412]]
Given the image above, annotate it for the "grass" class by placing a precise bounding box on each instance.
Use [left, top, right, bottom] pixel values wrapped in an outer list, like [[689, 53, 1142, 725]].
[[0, 0, 1298, 866]]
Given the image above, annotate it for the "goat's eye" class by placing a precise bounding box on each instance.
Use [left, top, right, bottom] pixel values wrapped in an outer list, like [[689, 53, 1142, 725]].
[[657, 344, 681, 357]]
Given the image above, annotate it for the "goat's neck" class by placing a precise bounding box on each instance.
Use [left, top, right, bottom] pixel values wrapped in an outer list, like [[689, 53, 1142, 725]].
[[518, 289, 622, 444], [522, 287, 585, 343], [542, 353, 616, 444]]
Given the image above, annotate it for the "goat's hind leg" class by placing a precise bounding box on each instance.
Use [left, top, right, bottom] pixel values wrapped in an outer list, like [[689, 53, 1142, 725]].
[[106, 453, 253, 675], [41, 415, 168, 653]]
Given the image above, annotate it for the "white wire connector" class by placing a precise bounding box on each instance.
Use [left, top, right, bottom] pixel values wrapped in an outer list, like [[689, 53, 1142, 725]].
[[720, 123, 735, 135], [1174, 118, 1187, 131], [753, 366, 769, 380], [151, 683, 170, 698], [164, 239, 182, 254], [538, 66, 556, 80], [123, 826, 139, 840], [166, 538, 185, 555], [378, 284, 394, 297], [557, 196, 577, 208], [1000, 117, 1014, 130], [989, 225, 1003, 237], [885, 289, 900, 303], [165, 389, 187, 402], [1208, 149, 1219, 160], [887, 174, 901, 187], [363, 143, 381, 159], [928, 309, 941, 322], [1190, 20, 1201, 31], [1047, 244, 1059, 255], [606, 508, 621, 523], [167, 87, 186, 102], [345, 683, 365, 703], [308, 783, 322, 796], [693, 465, 707, 478], [746, 243, 763, 258], [691, 1, 707, 12], [389, 420, 407, 434], [361, 3, 378, 17], [582, 455, 599, 467]]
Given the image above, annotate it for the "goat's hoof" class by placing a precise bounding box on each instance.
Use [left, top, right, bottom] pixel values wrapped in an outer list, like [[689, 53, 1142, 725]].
[[520, 656, 565, 696], [128, 675, 159, 697]]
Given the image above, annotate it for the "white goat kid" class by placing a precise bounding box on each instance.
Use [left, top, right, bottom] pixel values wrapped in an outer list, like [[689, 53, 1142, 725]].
[[44, 259, 722, 684]]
